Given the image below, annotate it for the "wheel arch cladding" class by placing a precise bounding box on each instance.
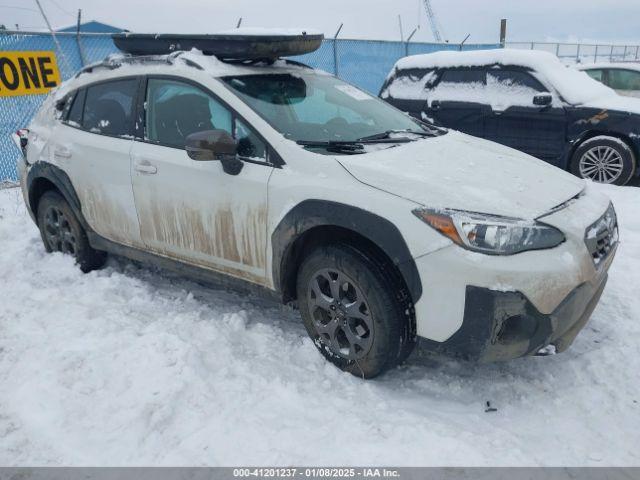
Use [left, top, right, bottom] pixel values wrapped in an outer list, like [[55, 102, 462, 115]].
[[271, 200, 423, 304], [26, 162, 89, 230]]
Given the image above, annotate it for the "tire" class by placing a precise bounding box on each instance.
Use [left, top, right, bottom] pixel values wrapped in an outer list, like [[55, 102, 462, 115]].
[[570, 136, 636, 186], [296, 243, 416, 379], [36, 190, 107, 273]]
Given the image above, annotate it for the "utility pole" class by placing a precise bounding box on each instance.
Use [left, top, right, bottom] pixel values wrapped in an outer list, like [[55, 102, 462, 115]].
[[500, 19, 507, 47]]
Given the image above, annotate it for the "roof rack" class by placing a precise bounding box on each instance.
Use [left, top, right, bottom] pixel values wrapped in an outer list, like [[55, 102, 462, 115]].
[[111, 32, 324, 59], [75, 51, 188, 77]]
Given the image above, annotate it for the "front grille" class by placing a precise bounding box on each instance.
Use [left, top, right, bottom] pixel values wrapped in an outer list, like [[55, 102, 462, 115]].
[[585, 203, 618, 266]]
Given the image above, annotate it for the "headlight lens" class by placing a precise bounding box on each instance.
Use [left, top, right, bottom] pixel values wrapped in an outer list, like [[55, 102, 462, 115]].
[[413, 208, 566, 255]]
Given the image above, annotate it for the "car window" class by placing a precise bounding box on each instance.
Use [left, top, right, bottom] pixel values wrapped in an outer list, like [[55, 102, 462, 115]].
[[235, 119, 267, 161], [380, 68, 437, 99], [66, 89, 85, 127], [145, 78, 232, 149], [584, 69, 604, 82], [487, 70, 547, 92], [607, 69, 640, 90], [439, 69, 485, 85], [82, 79, 137, 137]]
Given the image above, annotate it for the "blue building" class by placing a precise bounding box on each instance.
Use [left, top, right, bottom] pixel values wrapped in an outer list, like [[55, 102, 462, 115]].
[[57, 21, 124, 34]]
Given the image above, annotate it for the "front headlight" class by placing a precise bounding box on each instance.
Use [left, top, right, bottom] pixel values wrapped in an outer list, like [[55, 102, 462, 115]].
[[413, 208, 566, 255]]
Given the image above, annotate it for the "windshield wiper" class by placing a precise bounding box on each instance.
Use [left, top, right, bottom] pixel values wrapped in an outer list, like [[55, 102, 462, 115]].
[[356, 129, 437, 142], [296, 140, 366, 154]]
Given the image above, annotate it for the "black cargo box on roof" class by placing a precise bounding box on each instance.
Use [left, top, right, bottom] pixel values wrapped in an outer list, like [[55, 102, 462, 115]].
[[111, 32, 324, 59]]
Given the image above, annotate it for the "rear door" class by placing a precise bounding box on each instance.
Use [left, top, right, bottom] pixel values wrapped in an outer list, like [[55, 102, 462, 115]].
[[130, 76, 274, 286], [423, 68, 490, 138], [483, 68, 567, 164], [51, 78, 143, 247]]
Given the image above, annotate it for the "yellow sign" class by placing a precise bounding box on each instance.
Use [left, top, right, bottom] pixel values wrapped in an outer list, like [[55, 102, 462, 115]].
[[0, 51, 61, 97]]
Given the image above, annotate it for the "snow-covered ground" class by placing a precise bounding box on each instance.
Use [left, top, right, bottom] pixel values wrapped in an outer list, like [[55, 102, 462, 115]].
[[0, 183, 638, 466]]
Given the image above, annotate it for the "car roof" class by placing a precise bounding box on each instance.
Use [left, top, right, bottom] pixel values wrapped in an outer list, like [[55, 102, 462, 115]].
[[387, 49, 615, 105], [577, 62, 640, 72]]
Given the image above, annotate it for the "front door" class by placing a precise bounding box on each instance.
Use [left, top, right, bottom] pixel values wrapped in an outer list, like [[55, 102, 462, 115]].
[[483, 69, 567, 164], [130, 77, 274, 286], [424, 68, 490, 138]]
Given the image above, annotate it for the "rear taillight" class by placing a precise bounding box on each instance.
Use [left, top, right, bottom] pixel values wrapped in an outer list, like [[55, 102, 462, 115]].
[[15, 129, 29, 155]]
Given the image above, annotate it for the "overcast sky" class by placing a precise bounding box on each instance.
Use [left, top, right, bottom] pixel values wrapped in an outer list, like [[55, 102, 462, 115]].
[[4, 0, 640, 44]]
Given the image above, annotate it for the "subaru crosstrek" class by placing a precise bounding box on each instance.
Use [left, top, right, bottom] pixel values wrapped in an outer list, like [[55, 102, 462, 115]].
[[18, 48, 618, 378]]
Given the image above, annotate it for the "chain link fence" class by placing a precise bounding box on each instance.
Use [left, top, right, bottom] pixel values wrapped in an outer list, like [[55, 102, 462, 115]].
[[507, 41, 640, 64], [0, 30, 499, 182]]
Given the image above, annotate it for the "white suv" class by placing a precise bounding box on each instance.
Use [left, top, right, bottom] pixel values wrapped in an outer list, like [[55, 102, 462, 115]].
[[19, 49, 618, 378]]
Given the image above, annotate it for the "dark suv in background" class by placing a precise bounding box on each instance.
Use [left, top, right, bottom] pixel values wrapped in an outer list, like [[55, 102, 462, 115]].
[[381, 49, 640, 185]]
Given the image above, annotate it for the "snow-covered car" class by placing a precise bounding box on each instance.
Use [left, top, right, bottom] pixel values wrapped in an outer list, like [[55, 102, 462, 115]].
[[381, 49, 640, 185], [17, 38, 618, 378], [577, 62, 640, 98]]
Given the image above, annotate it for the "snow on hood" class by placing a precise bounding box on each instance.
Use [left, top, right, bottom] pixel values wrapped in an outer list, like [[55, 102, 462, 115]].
[[338, 131, 585, 220], [393, 49, 616, 106]]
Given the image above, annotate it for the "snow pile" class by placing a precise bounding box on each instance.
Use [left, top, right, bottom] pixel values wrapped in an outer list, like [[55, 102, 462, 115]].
[[0, 183, 639, 466], [392, 49, 616, 106]]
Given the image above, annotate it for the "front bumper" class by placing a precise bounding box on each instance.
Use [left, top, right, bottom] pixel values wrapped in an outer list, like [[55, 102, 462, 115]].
[[421, 272, 608, 362], [412, 186, 617, 361]]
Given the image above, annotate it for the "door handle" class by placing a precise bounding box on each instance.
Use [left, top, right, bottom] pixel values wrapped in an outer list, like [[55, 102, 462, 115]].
[[54, 146, 72, 159], [134, 161, 157, 174]]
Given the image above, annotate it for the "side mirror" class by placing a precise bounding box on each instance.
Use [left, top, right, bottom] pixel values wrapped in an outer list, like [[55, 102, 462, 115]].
[[533, 93, 553, 107], [186, 129, 237, 161], [185, 129, 244, 175]]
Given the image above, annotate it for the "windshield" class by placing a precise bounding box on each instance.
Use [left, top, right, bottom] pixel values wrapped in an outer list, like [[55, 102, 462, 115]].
[[221, 72, 440, 149]]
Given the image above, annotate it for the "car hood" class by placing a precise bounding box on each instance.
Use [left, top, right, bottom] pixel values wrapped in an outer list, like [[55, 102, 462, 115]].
[[337, 131, 585, 220]]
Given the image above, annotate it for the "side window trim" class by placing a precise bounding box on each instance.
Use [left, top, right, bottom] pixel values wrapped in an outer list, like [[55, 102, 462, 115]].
[[62, 88, 86, 127], [139, 74, 282, 167]]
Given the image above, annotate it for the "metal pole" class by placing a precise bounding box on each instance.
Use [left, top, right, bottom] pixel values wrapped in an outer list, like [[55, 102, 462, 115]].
[[623, 45, 628, 61], [576, 43, 581, 63], [76, 9, 87, 67], [636, 45, 639, 60], [236, 17, 242, 28], [34, 0, 73, 74], [594, 45, 598, 63], [405, 28, 418, 56], [499, 19, 507, 47], [610, 45, 614, 62], [333, 23, 343, 77], [555, 43, 560, 56], [398, 15, 404, 42], [459, 33, 470, 51]]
